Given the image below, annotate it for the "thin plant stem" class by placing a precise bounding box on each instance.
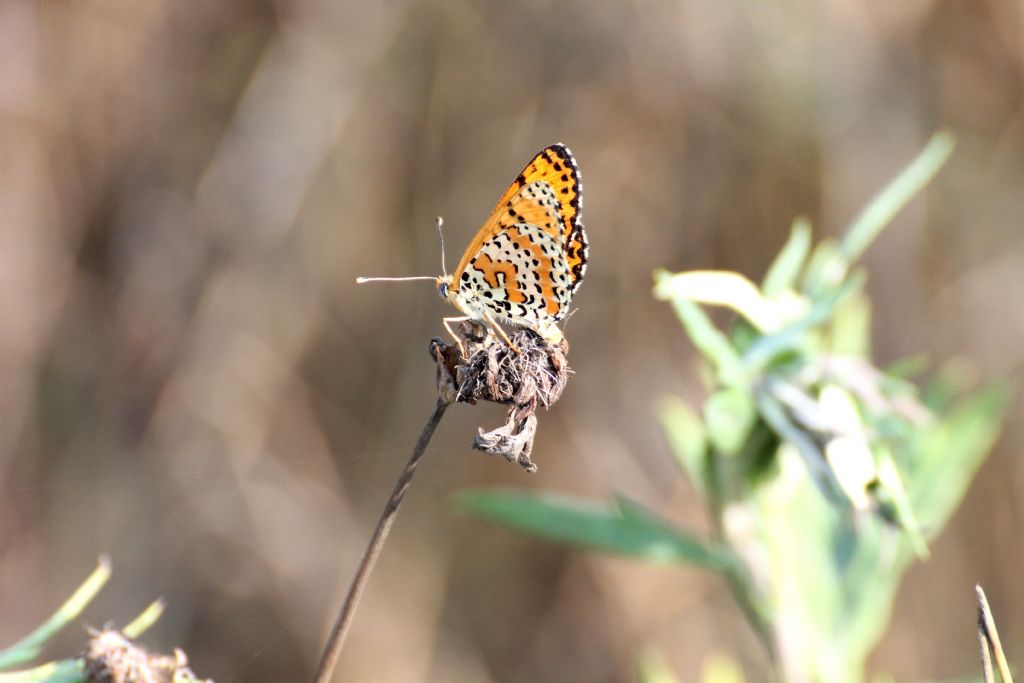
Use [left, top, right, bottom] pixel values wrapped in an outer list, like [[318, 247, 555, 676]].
[[980, 619, 995, 683], [706, 455, 780, 678], [977, 584, 1013, 683], [313, 398, 450, 683]]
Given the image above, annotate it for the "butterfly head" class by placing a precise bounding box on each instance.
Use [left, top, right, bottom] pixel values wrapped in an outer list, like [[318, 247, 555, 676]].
[[436, 274, 455, 302]]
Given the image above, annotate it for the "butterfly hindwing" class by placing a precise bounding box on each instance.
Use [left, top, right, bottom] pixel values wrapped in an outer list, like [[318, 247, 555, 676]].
[[537, 144, 587, 297]]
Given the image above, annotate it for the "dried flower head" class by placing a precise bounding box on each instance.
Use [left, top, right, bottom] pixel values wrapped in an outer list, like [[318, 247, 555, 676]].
[[83, 629, 211, 683], [431, 321, 571, 472]]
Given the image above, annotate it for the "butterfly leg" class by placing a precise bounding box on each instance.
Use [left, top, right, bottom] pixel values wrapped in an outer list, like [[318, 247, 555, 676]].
[[443, 314, 521, 355], [480, 311, 521, 354], [442, 316, 473, 357]]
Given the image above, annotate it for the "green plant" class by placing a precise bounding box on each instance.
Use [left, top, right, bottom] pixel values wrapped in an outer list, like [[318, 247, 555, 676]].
[[0, 558, 209, 683], [461, 132, 1011, 682]]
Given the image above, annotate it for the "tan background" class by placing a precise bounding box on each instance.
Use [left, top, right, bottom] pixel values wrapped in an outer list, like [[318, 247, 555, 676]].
[[1, 1, 1022, 681]]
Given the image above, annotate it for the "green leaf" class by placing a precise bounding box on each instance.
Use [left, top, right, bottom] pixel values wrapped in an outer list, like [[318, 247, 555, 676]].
[[705, 389, 756, 457], [123, 600, 166, 639], [636, 651, 682, 683], [701, 653, 747, 683], [801, 238, 844, 295], [756, 384, 848, 507], [654, 271, 745, 388], [653, 270, 788, 332], [883, 354, 929, 381], [0, 558, 111, 671], [873, 447, 929, 558], [763, 216, 812, 297], [828, 290, 872, 357], [909, 381, 1012, 535], [457, 490, 733, 570], [920, 359, 978, 413], [0, 660, 83, 683], [743, 270, 866, 372], [657, 395, 707, 494], [840, 131, 956, 268]]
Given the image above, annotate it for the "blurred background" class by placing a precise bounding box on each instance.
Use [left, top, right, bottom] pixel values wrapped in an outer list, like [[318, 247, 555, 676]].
[[1, 1, 1022, 681]]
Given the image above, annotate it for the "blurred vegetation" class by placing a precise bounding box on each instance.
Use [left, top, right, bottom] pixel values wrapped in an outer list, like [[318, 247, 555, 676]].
[[0, 559, 208, 683], [464, 134, 1011, 682]]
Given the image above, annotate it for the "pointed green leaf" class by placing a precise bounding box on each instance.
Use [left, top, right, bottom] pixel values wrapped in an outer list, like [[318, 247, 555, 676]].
[[657, 395, 707, 493], [841, 131, 955, 268], [653, 270, 787, 332], [743, 270, 866, 372], [0, 660, 83, 683], [756, 384, 848, 507], [828, 290, 872, 357], [636, 651, 683, 683], [701, 653, 747, 683], [909, 381, 1012, 534], [763, 216, 812, 297], [654, 271, 745, 388], [0, 558, 110, 670], [123, 600, 166, 639], [457, 490, 733, 570], [705, 388, 756, 457], [802, 237, 845, 295], [883, 354, 929, 381], [873, 449, 929, 558]]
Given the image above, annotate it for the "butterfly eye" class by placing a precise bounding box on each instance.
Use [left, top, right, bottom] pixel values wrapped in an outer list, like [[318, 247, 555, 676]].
[[438, 282, 449, 299]]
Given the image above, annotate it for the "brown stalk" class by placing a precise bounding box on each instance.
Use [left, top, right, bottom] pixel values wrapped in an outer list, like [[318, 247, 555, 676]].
[[977, 584, 1013, 683], [312, 397, 450, 683], [313, 327, 570, 682]]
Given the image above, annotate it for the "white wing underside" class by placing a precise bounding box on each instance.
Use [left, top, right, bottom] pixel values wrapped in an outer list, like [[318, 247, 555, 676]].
[[449, 181, 573, 341]]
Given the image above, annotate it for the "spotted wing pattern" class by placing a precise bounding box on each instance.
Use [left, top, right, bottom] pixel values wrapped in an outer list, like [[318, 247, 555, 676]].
[[450, 144, 588, 333]]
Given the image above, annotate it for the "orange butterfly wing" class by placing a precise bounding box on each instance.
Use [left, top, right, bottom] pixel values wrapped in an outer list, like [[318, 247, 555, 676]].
[[451, 144, 588, 325]]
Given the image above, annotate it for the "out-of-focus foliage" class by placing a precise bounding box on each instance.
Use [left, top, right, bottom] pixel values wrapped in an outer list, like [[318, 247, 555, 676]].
[[465, 135, 1010, 682], [637, 651, 749, 683], [459, 491, 733, 570], [0, 560, 194, 683], [652, 134, 1010, 682], [0, 560, 111, 673]]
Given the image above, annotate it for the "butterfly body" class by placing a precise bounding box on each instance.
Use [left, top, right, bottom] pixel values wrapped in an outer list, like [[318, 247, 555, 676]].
[[438, 143, 588, 346]]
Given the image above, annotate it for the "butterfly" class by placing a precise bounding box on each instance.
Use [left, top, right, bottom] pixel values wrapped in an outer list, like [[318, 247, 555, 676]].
[[360, 144, 588, 352], [436, 143, 588, 350]]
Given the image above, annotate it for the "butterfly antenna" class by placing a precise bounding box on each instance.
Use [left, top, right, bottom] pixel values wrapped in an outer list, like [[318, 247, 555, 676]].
[[357, 217, 451, 285], [436, 216, 448, 278], [356, 276, 436, 284]]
